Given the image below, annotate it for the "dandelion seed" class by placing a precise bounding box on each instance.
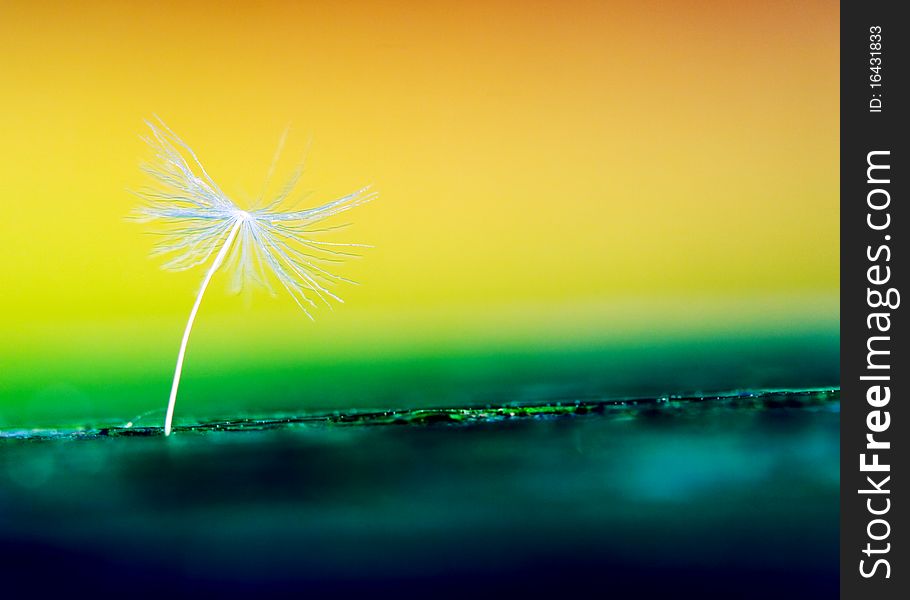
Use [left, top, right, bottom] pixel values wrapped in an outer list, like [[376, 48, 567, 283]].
[[132, 117, 376, 436]]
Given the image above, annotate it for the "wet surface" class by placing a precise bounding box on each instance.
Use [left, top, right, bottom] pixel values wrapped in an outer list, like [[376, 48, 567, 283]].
[[0, 389, 839, 597]]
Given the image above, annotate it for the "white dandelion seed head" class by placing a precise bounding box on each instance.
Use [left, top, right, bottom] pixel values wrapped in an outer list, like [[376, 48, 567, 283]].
[[132, 116, 376, 319]]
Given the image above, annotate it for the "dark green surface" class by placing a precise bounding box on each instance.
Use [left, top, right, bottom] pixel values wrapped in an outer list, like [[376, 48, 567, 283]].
[[0, 389, 839, 596]]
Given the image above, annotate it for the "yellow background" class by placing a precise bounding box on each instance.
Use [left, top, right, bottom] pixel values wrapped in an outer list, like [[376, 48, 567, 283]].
[[0, 1, 839, 424]]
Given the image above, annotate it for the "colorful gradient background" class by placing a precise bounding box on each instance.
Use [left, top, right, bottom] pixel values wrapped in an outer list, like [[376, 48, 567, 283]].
[[0, 0, 838, 426]]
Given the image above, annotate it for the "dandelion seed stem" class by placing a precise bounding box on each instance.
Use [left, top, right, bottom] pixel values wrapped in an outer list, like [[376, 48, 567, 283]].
[[164, 218, 243, 436]]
